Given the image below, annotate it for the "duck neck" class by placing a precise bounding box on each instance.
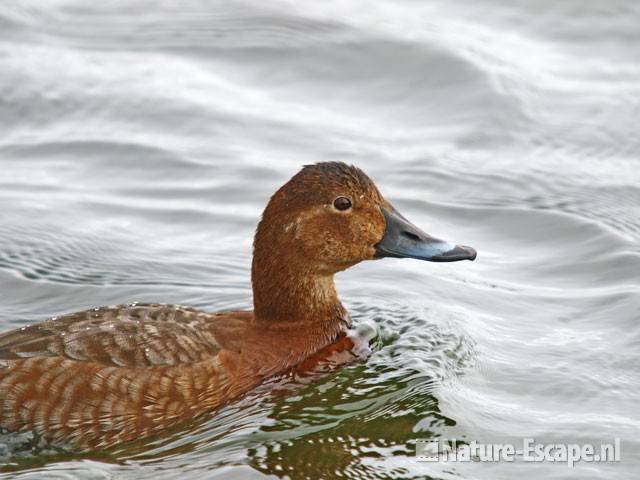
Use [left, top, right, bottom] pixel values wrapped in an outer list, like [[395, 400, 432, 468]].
[[251, 259, 350, 341]]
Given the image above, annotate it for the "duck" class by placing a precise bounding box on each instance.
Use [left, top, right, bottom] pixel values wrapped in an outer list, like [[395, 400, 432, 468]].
[[0, 162, 476, 450]]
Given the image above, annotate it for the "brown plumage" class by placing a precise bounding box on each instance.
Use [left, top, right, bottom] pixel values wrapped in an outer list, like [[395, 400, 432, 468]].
[[0, 162, 476, 450]]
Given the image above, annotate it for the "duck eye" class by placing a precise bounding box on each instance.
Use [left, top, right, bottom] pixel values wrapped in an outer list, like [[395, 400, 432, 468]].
[[333, 196, 352, 211]]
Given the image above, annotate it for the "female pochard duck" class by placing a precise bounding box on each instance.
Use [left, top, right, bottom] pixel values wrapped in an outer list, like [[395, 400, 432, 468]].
[[0, 162, 475, 449]]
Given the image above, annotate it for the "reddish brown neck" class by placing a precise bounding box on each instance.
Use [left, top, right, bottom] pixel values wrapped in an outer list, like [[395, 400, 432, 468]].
[[251, 264, 350, 359], [252, 257, 344, 317]]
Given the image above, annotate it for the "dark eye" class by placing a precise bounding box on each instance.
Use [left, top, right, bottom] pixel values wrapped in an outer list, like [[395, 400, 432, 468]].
[[333, 196, 352, 211]]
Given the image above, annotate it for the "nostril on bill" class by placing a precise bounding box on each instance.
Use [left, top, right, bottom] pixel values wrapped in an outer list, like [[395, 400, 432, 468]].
[[401, 230, 421, 242]]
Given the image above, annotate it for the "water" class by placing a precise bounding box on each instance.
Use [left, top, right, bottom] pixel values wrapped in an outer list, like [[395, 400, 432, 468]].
[[1, 1, 639, 478]]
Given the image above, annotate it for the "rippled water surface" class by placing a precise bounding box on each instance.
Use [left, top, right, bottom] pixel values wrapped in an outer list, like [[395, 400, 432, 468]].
[[1, 1, 639, 479]]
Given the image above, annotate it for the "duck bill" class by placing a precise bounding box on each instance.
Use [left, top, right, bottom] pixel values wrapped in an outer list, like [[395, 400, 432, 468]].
[[374, 206, 477, 262]]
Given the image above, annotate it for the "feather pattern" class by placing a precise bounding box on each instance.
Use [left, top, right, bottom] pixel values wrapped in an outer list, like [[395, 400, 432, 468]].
[[0, 304, 233, 449], [0, 304, 222, 367]]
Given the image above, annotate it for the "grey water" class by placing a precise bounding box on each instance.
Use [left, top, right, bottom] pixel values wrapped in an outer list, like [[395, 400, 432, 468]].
[[1, 1, 639, 478]]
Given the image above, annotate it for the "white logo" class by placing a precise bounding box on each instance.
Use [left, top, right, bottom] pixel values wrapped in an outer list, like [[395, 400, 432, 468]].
[[416, 438, 621, 467]]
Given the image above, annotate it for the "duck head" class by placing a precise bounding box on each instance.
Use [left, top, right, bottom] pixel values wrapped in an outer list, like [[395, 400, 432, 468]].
[[252, 162, 475, 323]]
